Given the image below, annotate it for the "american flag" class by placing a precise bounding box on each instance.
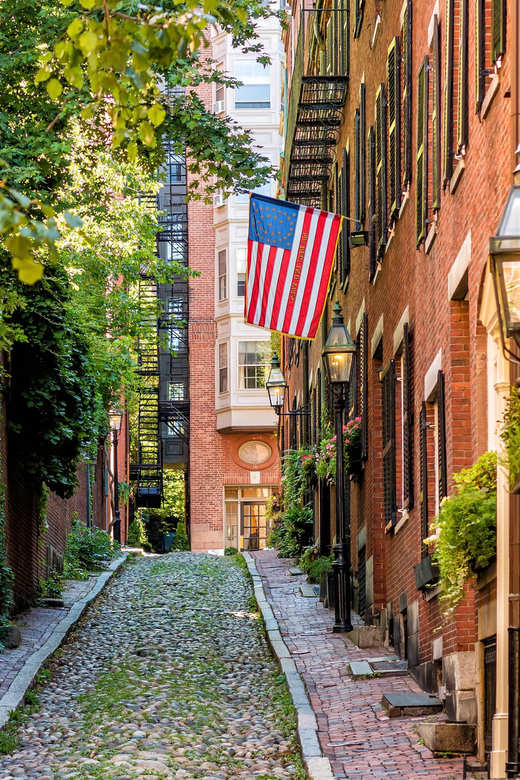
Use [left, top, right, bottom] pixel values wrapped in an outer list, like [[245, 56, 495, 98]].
[[245, 194, 342, 340]]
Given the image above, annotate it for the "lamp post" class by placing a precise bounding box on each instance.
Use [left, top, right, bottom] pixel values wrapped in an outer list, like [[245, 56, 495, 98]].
[[266, 353, 288, 416], [109, 408, 123, 544], [322, 301, 356, 633]]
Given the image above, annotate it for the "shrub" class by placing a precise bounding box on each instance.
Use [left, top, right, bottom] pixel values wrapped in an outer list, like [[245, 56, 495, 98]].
[[63, 517, 120, 578], [501, 389, 520, 489], [39, 569, 64, 599], [267, 505, 313, 558], [171, 521, 190, 551], [307, 555, 334, 584], [224, 546, 238, 556], [127, 516, 148, 548], [428, 451, 497, 616]]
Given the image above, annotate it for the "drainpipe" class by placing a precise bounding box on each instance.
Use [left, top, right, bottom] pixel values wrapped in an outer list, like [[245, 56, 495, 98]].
[[491, 354, 510, 779]]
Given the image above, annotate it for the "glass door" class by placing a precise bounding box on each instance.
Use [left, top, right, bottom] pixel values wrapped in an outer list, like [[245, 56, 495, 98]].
[[241, 502, 267, 550]]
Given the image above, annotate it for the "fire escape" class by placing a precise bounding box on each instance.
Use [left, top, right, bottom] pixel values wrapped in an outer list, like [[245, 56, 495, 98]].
[[131, 128, 190, 506], [285, 0, 349, 207]]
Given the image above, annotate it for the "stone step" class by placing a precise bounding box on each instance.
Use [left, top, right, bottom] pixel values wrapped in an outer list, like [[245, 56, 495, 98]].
[[417, 722, 476, 754], [348, 661, 372, 678], [382, 692, 443, 718], [289, 567, 303, 576], [300, 584, 318, 598]]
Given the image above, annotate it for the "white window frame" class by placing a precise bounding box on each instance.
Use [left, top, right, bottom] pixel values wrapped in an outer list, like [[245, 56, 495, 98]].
[[218, 249, 227, 302]]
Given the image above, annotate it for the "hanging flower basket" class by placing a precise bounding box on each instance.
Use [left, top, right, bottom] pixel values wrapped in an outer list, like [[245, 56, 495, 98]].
[[316, 418, 362, 485]]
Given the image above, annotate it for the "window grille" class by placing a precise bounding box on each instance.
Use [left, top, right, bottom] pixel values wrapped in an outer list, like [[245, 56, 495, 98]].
[[420, 401, 428, 557], [218, 249, 227, 301], [168, 382, 185, 401]]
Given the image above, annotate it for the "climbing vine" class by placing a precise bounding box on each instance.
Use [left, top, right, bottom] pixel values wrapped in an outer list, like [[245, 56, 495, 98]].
[[0, 426, 14, 643]]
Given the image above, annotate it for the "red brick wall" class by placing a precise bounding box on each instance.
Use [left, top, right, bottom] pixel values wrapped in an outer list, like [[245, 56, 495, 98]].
[[282, 0, 512, 665]]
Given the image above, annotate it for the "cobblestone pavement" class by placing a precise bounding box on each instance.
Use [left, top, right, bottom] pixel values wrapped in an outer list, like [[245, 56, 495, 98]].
[[0, 554, 301, 780], [0, 577, 99, 697], [252, 551, 463, 780]]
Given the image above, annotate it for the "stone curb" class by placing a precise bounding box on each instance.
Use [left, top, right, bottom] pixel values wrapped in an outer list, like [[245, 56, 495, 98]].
[[242, 553, 334, 780], [0, 553, 128, 730]]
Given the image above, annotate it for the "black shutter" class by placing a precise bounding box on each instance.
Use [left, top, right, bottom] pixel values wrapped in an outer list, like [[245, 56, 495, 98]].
[[443, 0, 454, 186], [437, 370, 447, 501], [341, 147, 350, 289], [382, 359, 397, 528], [354, 0, 365, 39], [355, 109, 361, 227], [432, 17, 441, 210], [420, 401, 428, 557], [402, 323, 414, 509], [360, 313, 368, 460], [368, 125, 377, 281], [491, 0, 505, 64], [349, 352, 357, 419], [457, 0, 468, 153], [387, 37, 401, 220], [360, 82, 366, 223], [375, 84, 387, 255], [402, 0, 413, 188], [416, 58, 428, 245], [475, 0, 486, 114]]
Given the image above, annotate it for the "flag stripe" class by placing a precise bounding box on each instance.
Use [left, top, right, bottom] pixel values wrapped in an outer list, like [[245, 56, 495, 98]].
[[245, 194, 342, 340]]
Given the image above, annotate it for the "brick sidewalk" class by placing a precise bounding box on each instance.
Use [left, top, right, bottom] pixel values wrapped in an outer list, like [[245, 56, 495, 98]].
[[0, 575, 97, 696], [252, 551, 463, 780]]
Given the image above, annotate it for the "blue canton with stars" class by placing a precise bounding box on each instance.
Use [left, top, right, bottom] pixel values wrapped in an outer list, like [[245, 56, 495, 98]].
[[248, 194, 301, 251]]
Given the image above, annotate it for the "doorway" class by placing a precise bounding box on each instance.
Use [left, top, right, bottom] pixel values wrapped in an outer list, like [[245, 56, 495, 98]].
[[242, 502, 267, 550]]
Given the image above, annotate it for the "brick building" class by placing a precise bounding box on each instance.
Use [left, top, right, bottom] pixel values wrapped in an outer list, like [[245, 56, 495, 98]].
[[188, 20, 283, 552], [279, 0, 519, 774]]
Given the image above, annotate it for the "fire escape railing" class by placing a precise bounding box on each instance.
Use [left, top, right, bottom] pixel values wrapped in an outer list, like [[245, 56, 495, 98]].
[[284, 0, 350, 207]]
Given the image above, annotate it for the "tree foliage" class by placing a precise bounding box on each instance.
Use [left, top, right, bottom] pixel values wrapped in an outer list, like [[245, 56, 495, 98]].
[[0, 0, 275, 281]]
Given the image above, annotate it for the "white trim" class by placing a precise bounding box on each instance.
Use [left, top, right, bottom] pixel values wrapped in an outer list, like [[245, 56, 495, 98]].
[[427, 2, 440, 47], [371, 314, 384, 358], [393, 306, 410, 356], [424, 349, 442, 402], [447, 231, 471, 300], [356, 298, 366, 336]]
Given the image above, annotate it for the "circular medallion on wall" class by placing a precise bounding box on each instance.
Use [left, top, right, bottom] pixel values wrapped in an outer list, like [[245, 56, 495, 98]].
[[238, 441, 272, 466]]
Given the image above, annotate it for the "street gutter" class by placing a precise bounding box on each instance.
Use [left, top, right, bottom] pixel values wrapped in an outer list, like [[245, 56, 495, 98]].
[[0, 553, 128, 730], [242, 552, 335, 780]]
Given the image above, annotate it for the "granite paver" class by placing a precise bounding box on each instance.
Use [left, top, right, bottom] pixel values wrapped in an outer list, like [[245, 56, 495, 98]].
[[252, 551, 464, 780]]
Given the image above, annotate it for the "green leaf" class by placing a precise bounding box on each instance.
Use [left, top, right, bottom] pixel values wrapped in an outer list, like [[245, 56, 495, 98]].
[[138, 121, 156, 147], [67, 18, 83, 38], [35, 66, 52, 84], [78, 30, 98, 55], [46, 79, 63, 99], [80, 0, 97, 7], [147, 103, 166, 127], [64, 66, 83, 89], [63, 211, 83, 228]]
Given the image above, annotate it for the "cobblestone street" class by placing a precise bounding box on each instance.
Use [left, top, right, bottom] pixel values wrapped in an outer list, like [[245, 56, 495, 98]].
[[0, 554, 300, 780]]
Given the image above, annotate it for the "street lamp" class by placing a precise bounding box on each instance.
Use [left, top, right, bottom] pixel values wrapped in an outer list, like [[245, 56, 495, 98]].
[[490, 185, 520, 362], [266, 352, 288, 416], [322, 301, 356, 633], [109, 408, 123, 544]]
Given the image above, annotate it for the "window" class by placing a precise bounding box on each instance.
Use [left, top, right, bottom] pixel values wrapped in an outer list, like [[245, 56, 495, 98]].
[[235, 180, 273, 203], [168, 382, 185, 401], [215, 62, 225, 108], [431, 17, 441, 211], [236, 247, 247, 297], [357, 313, 368, 460], [368, 125, 377, 281], [168, 327, 186, 354], [218, 249, 227, 301], [168, 296, 184, 318], [382, 360, 397, 529], [475, 0, 504, 114], [238, 341, 269, 389], [354, 0, 365, 38], [402, 323, 414, 509], [219, 343, 228, 393], [164, 420, 185, 438], [234, 60, 270, 109], [158, 149, 184, 184], [387, 38, 401, 221], [443, 0, 469, 183]]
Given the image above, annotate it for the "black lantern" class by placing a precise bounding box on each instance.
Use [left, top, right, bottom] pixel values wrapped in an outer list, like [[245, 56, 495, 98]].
[[109, 408, 123, 434], [490, 185, 520, 357], [322, 301, 356, 383], [266, 352, 288, 416]]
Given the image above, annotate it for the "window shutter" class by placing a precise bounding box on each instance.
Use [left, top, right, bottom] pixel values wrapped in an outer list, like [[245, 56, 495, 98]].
[[432, 17, 441, 211], [402, 323, 414, 509], [387, 37, 401, 220], [375, 84, 387, 254], [420, 401, 428, 557], [340, 147, 350, 289], [437, 370, 447, 501], [491, 0, 505, 64], [360, 83, 366, 223], [456, 0, 468, 152], [349, 352, 357, 419], [340, 1, 350, 77], [402, 0, 413, 188], [355, 110, 361, 226], [368, 125, 377, 281], [442, 0, 454, 186], [360, 313, 369, 460], [475, 0, 486, 113], [383, 359, 397, 528], [354, 0, 365, 39], [416, 59, 428, 245]]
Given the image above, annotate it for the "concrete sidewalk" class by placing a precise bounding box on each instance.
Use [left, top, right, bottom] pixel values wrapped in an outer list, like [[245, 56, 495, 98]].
[[252, 550, 463, 780]]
